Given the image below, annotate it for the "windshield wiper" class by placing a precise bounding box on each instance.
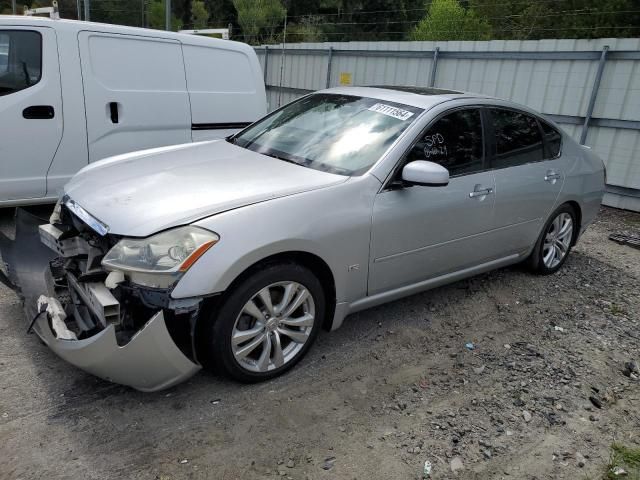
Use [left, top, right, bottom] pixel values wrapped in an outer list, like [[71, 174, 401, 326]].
[[265, 153, 304, 166]]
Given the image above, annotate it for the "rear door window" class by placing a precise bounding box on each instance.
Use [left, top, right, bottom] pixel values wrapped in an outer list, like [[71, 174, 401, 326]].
[[0, 30, 42, 96], [405, 108, 484, 177], [490, 109, 544, 169], [540, 120, 562, 158]]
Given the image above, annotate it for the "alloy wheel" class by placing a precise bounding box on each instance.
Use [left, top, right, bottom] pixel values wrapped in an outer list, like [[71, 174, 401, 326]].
[[542, 212, 573, 268], [231, 281, 315, 372]]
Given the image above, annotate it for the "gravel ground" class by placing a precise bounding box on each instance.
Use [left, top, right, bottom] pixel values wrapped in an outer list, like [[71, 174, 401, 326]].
[[0, 205, 638, 480]]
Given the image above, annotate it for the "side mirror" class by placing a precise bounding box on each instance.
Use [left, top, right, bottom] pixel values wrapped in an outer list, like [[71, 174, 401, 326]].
[[401, 161, 449, 187]]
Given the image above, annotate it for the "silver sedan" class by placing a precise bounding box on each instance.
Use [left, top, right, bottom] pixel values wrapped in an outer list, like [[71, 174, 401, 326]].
[[0, 86, 605, 391]]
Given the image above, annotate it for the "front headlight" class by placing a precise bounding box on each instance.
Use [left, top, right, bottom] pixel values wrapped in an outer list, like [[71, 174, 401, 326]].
[[102, 226, 219, 288]]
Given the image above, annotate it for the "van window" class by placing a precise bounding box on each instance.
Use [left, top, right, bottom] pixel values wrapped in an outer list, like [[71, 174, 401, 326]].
[[0, 30, 42, 96]]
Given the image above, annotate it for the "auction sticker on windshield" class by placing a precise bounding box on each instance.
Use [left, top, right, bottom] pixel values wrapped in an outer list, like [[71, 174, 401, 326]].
[[368, 103, 415, 121]]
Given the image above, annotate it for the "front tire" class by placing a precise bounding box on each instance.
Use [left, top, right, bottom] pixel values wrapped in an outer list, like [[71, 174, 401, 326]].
[[201, 262, 325, 383], [528, 204, 576, 274]]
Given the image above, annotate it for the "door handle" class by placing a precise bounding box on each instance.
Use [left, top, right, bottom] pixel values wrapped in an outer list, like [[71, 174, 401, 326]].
[[545, 171, 561, 182], [109, 102, 119, 124], [469, 187, 494, 198], [22, 105, 55, 119]]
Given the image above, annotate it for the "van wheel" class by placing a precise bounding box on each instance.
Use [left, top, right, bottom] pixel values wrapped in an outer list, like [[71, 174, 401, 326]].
[[201, 263, 325, 383], [528, 204, 576, 274]]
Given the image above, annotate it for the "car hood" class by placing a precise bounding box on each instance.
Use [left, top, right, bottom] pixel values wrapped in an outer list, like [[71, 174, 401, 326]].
[[64, 140, 348, 237]]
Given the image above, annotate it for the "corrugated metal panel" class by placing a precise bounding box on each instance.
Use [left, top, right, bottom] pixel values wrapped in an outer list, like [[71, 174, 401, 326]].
[[256, 39, 640, 207]]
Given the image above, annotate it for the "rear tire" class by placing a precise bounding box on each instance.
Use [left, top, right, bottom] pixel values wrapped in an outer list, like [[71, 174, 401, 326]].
[[527, 204, 576, 275], [200, 262, 325, 383]]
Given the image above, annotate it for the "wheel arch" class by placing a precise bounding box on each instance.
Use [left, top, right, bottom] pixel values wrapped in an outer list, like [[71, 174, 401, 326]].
[[203, 250, 338, 332], [563, 200, 582, 245]]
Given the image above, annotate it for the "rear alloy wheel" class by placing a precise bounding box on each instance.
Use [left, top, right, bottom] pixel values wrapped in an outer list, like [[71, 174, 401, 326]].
[[202, 263, 325, 382], [528, 204, 576, 274], [542, 212, 573, 269]]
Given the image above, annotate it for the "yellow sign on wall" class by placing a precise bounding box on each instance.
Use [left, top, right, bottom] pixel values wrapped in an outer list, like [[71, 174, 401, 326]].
[[339, 72, 353, 86]]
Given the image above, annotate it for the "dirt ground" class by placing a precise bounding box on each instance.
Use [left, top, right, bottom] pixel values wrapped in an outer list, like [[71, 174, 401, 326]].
[[0, 206, 638, 480]]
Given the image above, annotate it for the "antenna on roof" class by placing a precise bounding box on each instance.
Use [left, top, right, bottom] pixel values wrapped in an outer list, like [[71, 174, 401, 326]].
[[24, 1, 60, 19]]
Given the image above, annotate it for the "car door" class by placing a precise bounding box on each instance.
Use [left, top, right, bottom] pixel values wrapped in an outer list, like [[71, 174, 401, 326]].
[[0, 27, 63, 201], [78, 31, 191, 163], [369, 107, 498, 295], [488, 108, 564, 254]]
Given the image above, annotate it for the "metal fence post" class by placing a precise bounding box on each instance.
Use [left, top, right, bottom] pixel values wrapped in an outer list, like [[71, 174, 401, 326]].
[[12, 0, 16, 14], [263, 46, 269, 84], [429, 47, 440, 87], [165, 0, 171, 31], [83, 0, 90, 21], [580, 45, 609, 145], [325, 47, 334, 88]]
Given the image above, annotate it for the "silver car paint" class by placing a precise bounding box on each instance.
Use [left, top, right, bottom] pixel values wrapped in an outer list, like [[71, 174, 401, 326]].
[[0, 209, 200, 392], [2, 87, 605, 390], [173, 90, 604, 330], [64, 139, 347, 237], [31, 309, 201, 392]]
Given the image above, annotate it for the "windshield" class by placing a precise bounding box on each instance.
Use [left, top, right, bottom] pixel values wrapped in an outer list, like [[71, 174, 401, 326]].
[[231, 93, 423, 176]]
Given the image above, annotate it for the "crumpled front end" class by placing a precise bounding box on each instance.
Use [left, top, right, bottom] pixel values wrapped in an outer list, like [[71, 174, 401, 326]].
[[0, 208, 201, 392]]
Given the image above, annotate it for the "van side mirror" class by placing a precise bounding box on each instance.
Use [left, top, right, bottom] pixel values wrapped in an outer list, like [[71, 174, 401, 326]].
[[401, 161, 449, 187]]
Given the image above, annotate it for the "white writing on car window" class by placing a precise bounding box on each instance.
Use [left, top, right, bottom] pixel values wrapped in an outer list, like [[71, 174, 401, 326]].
[[423, 133, 447, 159]]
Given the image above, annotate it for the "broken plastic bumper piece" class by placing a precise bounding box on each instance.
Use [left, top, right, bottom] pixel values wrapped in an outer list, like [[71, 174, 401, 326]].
[[0, 209, 201, 392], [31, 308, 200, 392]]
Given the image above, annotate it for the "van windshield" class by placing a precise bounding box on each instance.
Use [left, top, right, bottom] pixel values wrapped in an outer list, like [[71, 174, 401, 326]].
[[230, 93, 423, 176]]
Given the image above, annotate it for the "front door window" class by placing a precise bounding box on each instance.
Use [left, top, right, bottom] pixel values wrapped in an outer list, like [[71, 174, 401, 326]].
[[0, 30, 42, 97]]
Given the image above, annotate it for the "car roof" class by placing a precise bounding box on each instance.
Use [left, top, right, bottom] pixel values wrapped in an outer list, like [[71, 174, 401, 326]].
[[319, 86, 493, 110]]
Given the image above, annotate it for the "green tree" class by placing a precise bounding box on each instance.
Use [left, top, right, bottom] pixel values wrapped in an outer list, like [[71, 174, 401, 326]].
[[191, 0, 210, 29], [232, 0, 286, 44], [409, 0, 491, 40], [316, 0, 425, 42], [148, 0, 184, 30], [470, 0, 640, 40], [286, 15, 327, 42]]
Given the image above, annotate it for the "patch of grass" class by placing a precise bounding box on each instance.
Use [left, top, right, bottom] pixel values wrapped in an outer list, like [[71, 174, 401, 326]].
[[622, 215, 640, 227], [610, 304, 628, 316], [604, 443, 640, 480]]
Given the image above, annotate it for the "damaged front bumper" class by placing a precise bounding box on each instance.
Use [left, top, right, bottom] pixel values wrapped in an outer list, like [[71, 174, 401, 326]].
[[0, 209, 201, 392]]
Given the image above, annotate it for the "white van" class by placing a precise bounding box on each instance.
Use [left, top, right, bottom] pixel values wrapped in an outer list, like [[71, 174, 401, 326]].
[[0, 16, 267, 205]]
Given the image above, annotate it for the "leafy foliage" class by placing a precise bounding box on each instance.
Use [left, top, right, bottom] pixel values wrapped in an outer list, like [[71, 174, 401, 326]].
[[148, 0, 184, 30], [1, 0, 638, 41], [409, 0, 491, 41], [191, 0, 209, 29], [232, 0, 286, 43]]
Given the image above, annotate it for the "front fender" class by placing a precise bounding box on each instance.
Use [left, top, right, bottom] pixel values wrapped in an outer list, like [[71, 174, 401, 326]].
[[170, 177, 379, 305]]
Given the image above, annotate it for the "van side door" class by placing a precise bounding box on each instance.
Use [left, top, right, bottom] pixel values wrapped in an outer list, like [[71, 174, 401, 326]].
[[78, 31, 191, 163], [0, 27, 63, 201]]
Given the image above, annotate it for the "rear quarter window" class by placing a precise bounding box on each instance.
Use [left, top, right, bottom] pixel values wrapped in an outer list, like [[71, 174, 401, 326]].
[[490, 108, 544, 169], [540, 120, 562, 158]]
